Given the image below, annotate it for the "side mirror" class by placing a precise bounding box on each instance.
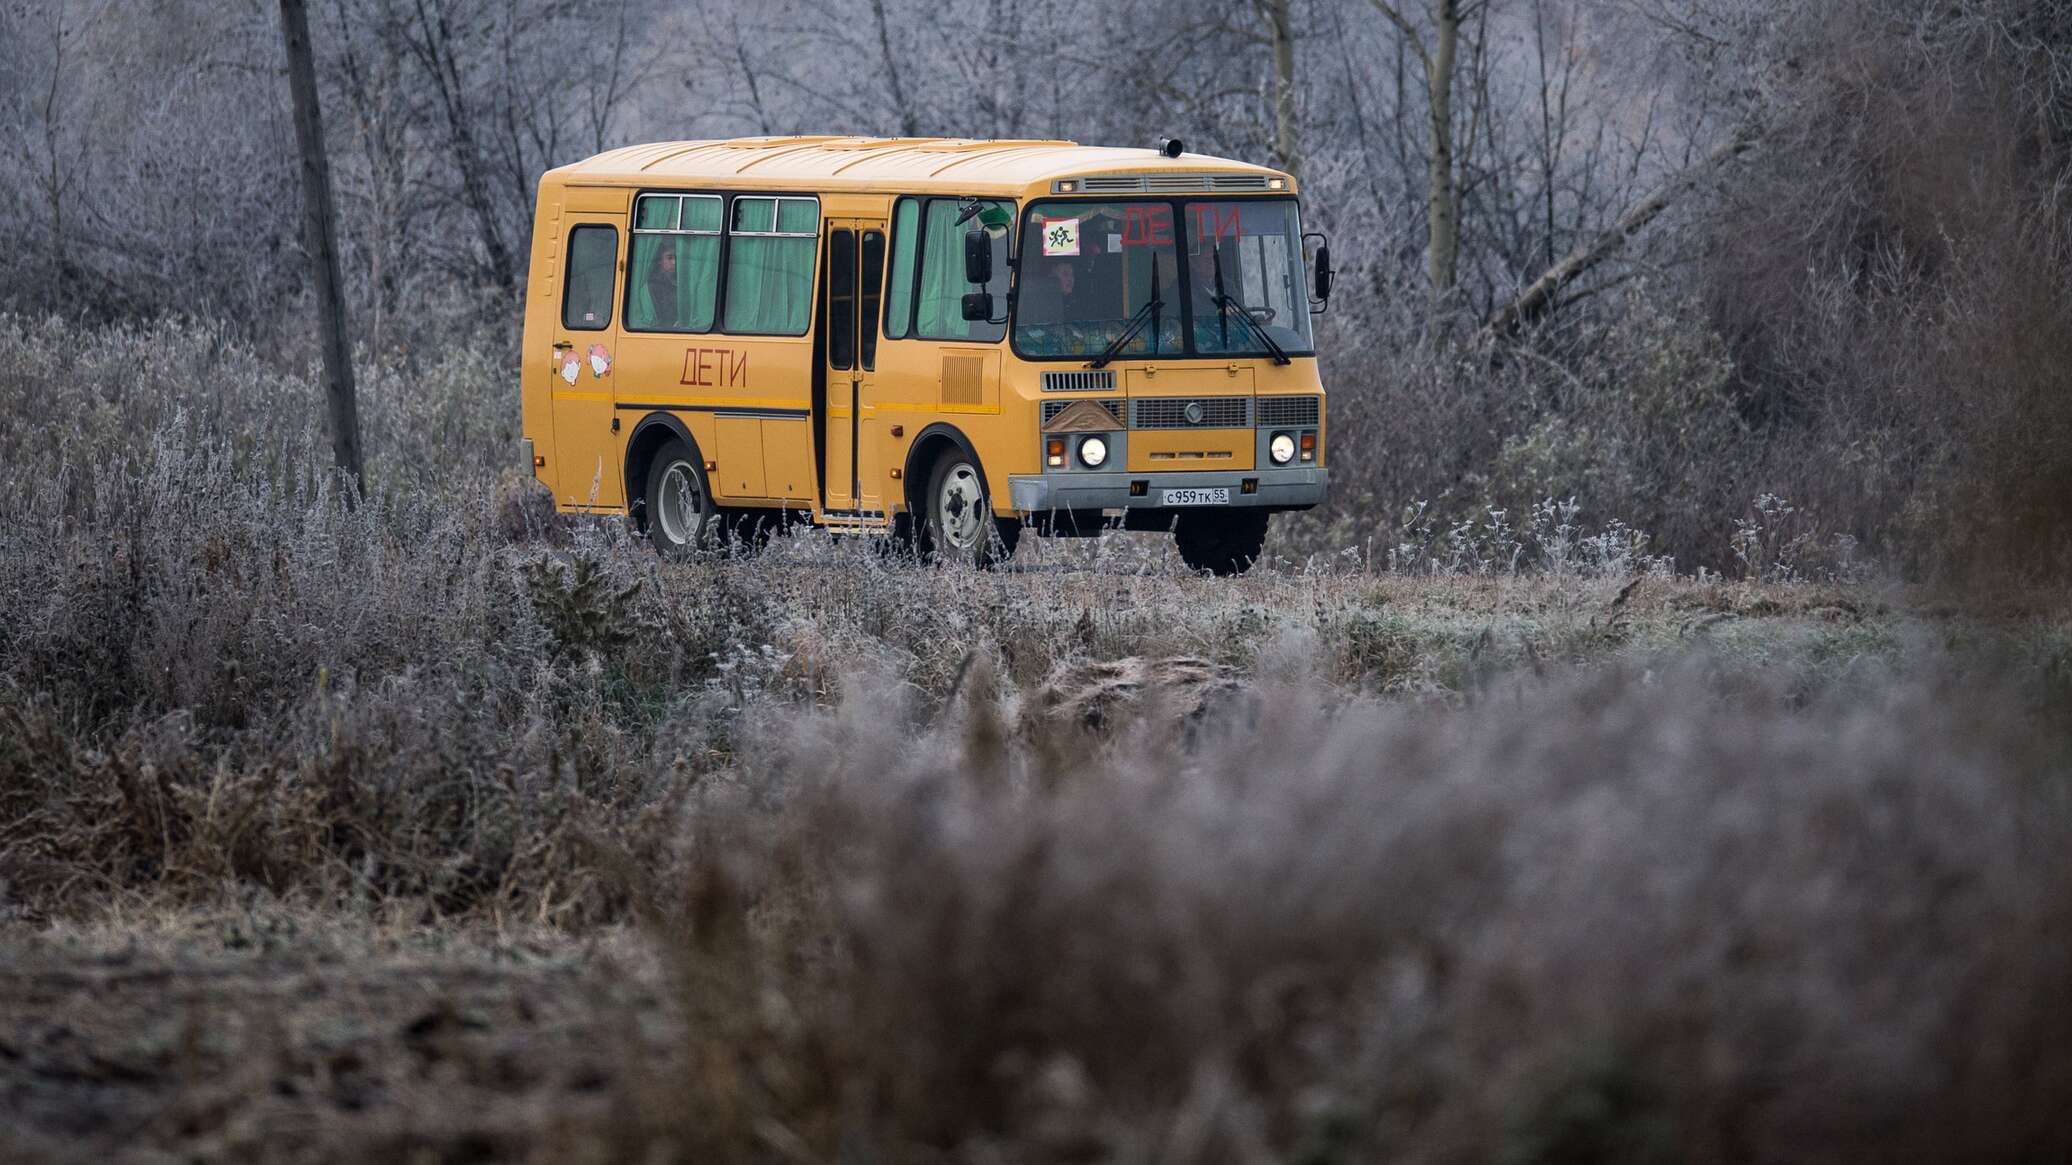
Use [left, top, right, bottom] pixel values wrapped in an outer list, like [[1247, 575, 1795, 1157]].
[[964, 227, 993, 285], [961, 291, 994, 321], [1313, 244, 1334, 302]]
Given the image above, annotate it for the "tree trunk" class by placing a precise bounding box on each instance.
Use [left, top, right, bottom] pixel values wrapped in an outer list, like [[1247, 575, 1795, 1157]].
[[870, 0, 918, 137], [278, 0, 364, 486], [43, 11, 68, 305], [1264, 0, 1301, 180], [1427, 0, 1459, 292]]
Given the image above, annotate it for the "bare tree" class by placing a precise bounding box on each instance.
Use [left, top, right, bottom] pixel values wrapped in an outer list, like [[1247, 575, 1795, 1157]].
[[1261, 0, 1303, 178], [278, 0, 364, 483], [40, 8, 72, 302], [582, 0, 634, 154], [1370, 0, 1468, 292], [720, 6, 777, 135], [870, 0, 919, 136], [398, 0, 516, 288], [1480, 123, 1755, 340]]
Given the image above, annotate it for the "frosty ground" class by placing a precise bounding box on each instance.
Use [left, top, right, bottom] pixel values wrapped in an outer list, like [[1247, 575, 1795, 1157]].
[[4, 545, 2069, 1163]]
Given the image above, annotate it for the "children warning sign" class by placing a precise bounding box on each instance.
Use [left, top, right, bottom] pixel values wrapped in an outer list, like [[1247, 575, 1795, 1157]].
[[1040, 217, 1080, 257]]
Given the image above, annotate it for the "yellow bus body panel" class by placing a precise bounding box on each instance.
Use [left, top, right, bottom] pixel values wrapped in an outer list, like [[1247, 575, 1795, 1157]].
[[517, 137, 1326, 525]]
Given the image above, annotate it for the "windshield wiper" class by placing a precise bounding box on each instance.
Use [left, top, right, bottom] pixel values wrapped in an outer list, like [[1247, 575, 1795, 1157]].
[[1211, 294, 1291, 365], [1087, 264, 1162, 369], [1209, 245, 1291, 365]]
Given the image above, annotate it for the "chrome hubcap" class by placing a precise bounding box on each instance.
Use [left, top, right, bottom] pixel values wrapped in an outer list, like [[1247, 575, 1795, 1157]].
[[937, 462, 985, 550], [656, 461, 702, 544]]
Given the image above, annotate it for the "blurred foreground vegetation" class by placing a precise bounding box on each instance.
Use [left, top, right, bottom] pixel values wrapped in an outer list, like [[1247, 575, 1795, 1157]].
[[3, 318, 2071, 1161]]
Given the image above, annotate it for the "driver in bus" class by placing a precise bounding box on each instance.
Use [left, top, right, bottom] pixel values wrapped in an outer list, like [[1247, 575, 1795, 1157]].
[[1019, 251, 1090, 323]]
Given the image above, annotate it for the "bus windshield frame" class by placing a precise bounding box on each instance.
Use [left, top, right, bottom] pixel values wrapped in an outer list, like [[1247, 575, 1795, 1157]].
[[1010, 196, 1316, 363]]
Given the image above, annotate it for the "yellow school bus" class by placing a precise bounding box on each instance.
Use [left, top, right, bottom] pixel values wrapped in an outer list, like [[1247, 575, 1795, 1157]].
[[520, 135, 1332, 575]]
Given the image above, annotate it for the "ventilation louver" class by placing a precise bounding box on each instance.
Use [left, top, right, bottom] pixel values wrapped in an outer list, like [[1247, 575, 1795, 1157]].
[[1041, 370, 1117, 393]]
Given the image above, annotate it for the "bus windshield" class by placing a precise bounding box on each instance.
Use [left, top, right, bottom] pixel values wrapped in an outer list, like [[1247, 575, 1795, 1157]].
[[1013, 198, 1313, 359]]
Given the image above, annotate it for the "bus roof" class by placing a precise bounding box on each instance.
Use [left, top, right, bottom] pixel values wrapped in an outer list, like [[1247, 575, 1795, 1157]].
[[549, 137, 1295, 197]]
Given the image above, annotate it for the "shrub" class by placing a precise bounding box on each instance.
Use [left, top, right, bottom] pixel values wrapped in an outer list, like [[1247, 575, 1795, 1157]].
[[639, 661, 2072, 1163]]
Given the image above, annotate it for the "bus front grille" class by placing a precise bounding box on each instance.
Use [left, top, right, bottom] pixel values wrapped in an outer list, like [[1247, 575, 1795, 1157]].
[[1131, 397, 1253, 429], [1256, 395, 1322, 427]]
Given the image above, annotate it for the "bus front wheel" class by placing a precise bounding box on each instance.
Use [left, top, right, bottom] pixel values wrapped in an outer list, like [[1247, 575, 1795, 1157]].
[[1174, 510, 1269, 576], [643, 439, 718, 558], [924, 454, 1019, 568]]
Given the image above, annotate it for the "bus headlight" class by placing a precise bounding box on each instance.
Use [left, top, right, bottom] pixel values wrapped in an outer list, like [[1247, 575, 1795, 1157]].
[[1269, 433, 1296, 464], [1079, 435, 1109, 469]]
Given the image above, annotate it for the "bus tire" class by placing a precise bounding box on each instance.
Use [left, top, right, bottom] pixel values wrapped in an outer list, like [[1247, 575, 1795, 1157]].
[[643, 439, 719, 558], [1175, 510, 1269, 576], [924, 453, 1019, 568]]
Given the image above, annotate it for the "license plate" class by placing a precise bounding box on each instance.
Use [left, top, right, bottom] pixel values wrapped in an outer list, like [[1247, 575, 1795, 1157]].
[[1162, 487, 1229, 506]]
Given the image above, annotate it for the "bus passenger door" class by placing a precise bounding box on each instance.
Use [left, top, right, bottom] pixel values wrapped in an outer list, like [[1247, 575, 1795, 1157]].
[[819, 220, 887, 517], [548, 216, 626, 508]]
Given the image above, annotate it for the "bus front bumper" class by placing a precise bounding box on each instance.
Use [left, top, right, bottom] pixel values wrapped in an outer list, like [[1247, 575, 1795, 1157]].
[[1008, 467, 1329, 513]]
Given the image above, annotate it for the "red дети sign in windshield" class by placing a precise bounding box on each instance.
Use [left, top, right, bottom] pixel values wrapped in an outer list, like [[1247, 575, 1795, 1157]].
[[1116, 204, 1245, 246]]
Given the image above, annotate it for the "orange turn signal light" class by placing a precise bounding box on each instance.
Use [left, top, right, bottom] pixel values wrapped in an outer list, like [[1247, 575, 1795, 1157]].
[[1300, 432, 1316, 461], [1046, 437, 1066, 468]]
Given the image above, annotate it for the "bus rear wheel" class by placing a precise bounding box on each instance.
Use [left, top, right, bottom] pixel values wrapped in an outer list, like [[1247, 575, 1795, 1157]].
[[1174, 510, 1269, 576], [643, 439, 718, 558], [924, 454, 1019, 568]]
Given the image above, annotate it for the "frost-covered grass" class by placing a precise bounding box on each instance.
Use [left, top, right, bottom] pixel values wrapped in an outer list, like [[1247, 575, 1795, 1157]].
[[4, 316, 2072, 1161]]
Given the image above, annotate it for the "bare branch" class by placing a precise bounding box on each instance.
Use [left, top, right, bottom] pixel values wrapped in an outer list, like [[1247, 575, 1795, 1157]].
[[1367, 0, 1432, 70], [1482, 125, 1760, 342]]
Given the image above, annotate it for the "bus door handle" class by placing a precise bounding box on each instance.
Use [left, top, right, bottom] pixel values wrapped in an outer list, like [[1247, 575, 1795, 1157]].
[[552, 341, 573, 350]]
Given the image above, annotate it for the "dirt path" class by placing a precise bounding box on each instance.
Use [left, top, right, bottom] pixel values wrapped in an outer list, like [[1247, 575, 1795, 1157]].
[[0, 929, 677, 1163]]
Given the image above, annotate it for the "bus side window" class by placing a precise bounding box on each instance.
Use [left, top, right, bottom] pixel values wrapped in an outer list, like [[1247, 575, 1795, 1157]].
[[914, 199, 1008, 342], [883, 198, 921, 340], [723, 196, 818, 335], [626, 194, 721, 332], [829, 227, 856, 370], [562, 225, 618, 331], [859, 230, 884, 370]]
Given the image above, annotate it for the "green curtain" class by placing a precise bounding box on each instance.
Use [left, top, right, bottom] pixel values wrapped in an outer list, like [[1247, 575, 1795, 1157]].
[[723, 236, 814, 334], [685, 197, 723, 232], [777, 199, 817, 233], [680, 237, 719, 330], [627, 235, 720, 331], [627, 236, 660, 329], [914, 199, 1007, 341], [635, 195, 678, 230], [885, 199, 920, 338], [914, 201, 969, 340]]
